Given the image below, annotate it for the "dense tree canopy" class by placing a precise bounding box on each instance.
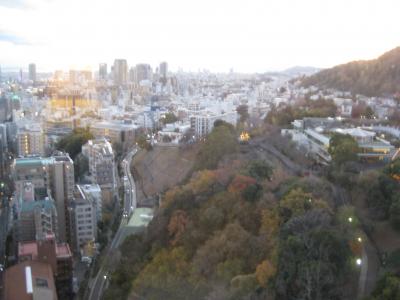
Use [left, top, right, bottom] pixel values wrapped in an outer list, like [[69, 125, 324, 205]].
[[328, 133, 359, 165], [265, 99, 337, 126], [162, 112, 178, 125], [56, 127, 94, 159], [194, 121, 238, 170], [236, 104, 250, 123]]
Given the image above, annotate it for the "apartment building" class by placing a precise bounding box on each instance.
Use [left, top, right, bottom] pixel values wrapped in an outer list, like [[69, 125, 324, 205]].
[[12, 153, 75, 243], [190, 111, 237, 137], [17, 125, 45, 157], [70, 185, 97, 252]]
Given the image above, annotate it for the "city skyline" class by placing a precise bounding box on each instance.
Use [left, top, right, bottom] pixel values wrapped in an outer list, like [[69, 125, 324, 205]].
[[1, 0, 400, 73]]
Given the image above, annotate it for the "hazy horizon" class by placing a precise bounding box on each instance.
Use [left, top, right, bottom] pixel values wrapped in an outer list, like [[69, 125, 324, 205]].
[[1, 0, 399, 73]]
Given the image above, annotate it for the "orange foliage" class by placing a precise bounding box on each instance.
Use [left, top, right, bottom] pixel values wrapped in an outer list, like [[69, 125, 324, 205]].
[[255, 260, 276, 287], [168, 210, 189, 245], [349, 240, 362, 256], [228, 175, 257, 194], [188, 170, 218, 194]]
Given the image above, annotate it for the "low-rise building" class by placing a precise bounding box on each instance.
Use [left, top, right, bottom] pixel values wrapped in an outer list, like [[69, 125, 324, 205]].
[[91, 120, 137, 148], [282, 117, 398, 163], [18, 233, 73, 299], [3, 261, 58, 300]]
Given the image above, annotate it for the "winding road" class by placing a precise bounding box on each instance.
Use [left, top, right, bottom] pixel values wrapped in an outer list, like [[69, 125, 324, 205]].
[[88, 148, 137, 300]]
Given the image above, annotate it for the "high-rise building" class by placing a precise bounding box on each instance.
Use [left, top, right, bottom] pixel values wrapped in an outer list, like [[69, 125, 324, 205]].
[[82, 138, 115, 202], [160, 61, 168, 78], [99, 63, 107, 81], [132, 64, 152, 84], [0, 95, 11, 122], [16, 185, 58, 242], [13, 153, 75, 243], [69, 70, 92, 84], [49, 154, 75, 243], [29, 63, 36, 82], [113, 59, 128, 85]]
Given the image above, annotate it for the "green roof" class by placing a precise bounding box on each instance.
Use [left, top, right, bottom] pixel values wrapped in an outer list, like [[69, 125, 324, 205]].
[[20, 199, 55, 213], [127, 208, 153, 228], [15, 157, 54, 167]]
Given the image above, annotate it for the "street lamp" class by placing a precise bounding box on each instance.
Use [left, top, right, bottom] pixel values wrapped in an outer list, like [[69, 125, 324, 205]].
[[356, 258, 362, 266], [348, 217, 353, 223]]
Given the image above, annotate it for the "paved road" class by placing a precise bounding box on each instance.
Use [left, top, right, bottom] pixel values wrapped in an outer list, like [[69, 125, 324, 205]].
[[0, 197, 9, 296], [0, 197, 9, 266], [88, 148, 137, 300]]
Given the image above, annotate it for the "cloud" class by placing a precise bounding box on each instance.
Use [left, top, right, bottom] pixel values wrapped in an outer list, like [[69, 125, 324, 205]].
[[0, 0, 27, 8], [0, 31, 30, 45], [1, 0, 400, 72]]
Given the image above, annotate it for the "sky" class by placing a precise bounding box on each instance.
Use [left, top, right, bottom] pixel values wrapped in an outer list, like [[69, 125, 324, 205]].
[[0, 0, 399, 73]]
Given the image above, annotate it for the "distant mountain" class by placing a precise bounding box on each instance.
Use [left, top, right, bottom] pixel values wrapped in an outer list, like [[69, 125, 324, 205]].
[[283, 66, 321, 76], [301, 47, 400, 97]]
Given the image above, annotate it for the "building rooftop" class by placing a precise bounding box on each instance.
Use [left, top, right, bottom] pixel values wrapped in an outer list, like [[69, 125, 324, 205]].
[[92, 120, 139, 131], [15, 157, 54, 167], [20, 199, 55, 213], [4, 261, 58, 300], [19, 237, 72, 260], [334, 128, 376, 138]]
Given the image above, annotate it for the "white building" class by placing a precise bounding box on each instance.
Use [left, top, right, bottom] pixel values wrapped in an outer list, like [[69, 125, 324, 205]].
[[72, 185, 97, 252], [79, 184, 102, 222], [82, 138, 116, 202], [190, 111, 237, 137]]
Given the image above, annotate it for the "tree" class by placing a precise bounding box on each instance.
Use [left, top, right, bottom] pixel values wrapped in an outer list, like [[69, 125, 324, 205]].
[[56, 127, 94, 159], [194, 122, 238, 170], [162, 112, 178, 125], [390, 195, 400, 230], [384, 158, 400, 181], [74, 153, 88, 182], [136, 135, 153, 151], [275, 210, 351, 300], [236, 105, 250, 123], [328, 133, 359, 165], [279, 188, 329, 221], [255, 260, 276, 287], [247, 160, 273, 181], [370, 273, 400, 300], [365, 106, 375, 119], [168, 210, 189, 245]]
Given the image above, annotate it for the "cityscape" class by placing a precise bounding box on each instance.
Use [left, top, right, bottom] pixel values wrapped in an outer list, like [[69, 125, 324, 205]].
[[1, 1, 400, 300]]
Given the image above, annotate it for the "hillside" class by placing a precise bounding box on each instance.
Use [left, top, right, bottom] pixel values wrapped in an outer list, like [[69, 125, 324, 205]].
[[131, 145, 199, 204], [103, 123, 363, 300], [302, 47, 400, 96]]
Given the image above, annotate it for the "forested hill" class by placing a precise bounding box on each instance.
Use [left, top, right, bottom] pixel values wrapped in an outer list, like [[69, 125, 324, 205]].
[[103, 122, 361, 300], [301, 46, 400, 96]]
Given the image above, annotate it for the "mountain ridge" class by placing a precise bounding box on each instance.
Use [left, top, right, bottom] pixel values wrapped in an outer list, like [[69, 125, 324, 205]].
[[301, 47, 400, 96]]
